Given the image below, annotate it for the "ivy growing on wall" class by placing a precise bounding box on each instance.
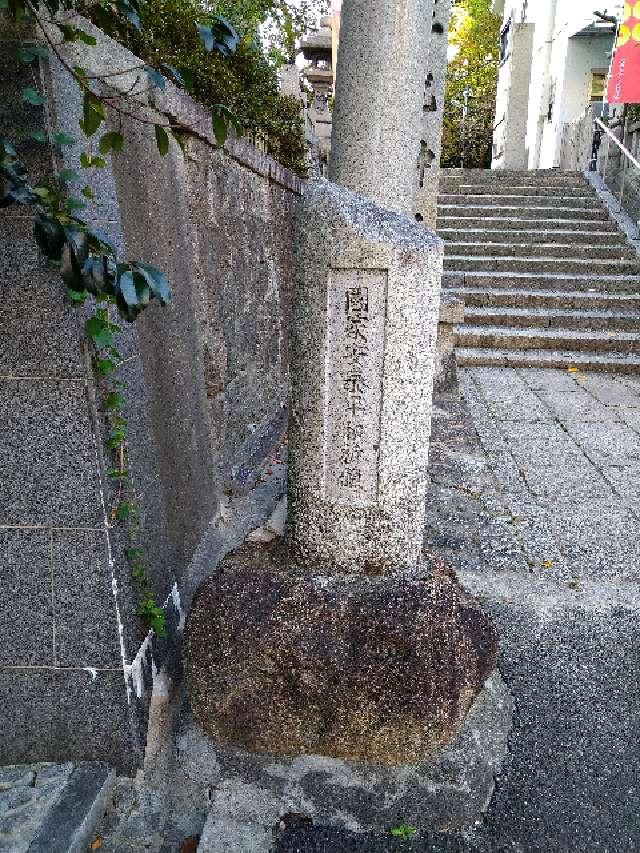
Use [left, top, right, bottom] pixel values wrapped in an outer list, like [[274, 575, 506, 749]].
[[94, 0, 320, 172], [1, 0, 242, 637]]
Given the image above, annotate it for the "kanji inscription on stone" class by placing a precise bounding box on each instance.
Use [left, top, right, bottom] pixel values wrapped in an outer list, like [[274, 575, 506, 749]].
[[323, 268, 387, 505]]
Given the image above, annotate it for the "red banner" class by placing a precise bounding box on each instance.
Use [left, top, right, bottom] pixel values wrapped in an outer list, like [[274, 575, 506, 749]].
[[607, 3, 640, 104]]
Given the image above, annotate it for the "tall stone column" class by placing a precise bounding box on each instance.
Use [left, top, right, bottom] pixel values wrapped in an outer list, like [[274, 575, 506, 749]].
[[186, 0, 500, 829], [329, 0, 433, 214], [416, 0, 454, 226], [286, 0, 441, 575]]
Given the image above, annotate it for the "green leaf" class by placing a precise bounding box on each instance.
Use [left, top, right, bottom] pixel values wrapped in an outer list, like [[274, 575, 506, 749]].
[[98, 131, 124, 155], [95, 358, 115, 375], [196, 23, 214, 51], [21, 87, 45, 106], [80, 91, 106, 137], [59, 23, 96, 44], [67, 288, 87, 303], [144, 65, 166, 90], [115, 501, 131, 520], [118, 269, 138, 306], [85, 315, 113, 349], [211, 112, 227, 147], [389, 825, 417, 839], [53, 131, 75, 147], [160, 63, 184, 87], [81, 186, 94, 200], [108, 468, 128, 479], [65, 197, 86, 212], [170, 129, 187, 154], [30, 129, 46, 143], [134, 262, 170, 305], [104, 391, 124, 410], [154, 125, 169, 156], [0, 136, 17, 158], [15, 47, 36, 63], [76, 29, 97, 45], [115, 0, 141, 29], [59, 167, 81, 183]]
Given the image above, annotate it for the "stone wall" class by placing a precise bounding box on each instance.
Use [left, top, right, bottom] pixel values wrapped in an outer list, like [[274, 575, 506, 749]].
[[558, 108, 593, 171], [0, 18, 299, 771]]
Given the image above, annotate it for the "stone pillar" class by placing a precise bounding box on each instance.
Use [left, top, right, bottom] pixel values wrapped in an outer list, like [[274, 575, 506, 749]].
[[187, 0, 499, 807], [329, 0, 432, 214], [286, 182, 442, 575], [287, 0, 442, 575], [416, 0, 454, 226]]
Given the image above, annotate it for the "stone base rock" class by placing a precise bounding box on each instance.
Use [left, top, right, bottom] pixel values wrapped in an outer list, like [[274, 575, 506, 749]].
[[185, 541, 498, 766], [179, 672, 512, 840]]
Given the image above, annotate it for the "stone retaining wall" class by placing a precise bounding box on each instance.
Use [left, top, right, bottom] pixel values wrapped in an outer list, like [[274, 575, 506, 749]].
[[0, 18, 298, 771]]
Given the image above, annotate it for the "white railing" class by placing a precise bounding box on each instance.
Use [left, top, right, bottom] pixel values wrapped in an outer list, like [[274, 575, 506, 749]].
[[592, 117, 640, 210]]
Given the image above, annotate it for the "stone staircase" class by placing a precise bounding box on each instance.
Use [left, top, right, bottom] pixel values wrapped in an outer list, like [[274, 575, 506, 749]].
[[437, 168, 640, 372]]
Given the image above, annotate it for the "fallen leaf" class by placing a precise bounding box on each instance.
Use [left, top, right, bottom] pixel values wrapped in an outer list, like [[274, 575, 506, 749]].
[[180, 838, 199, 853], [542, 559, 554, 569], [90, 839, 103, 850], [567, 367, 579, 373]]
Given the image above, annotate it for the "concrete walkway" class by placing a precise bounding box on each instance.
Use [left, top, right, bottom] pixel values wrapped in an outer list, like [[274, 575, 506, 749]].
[[458, 367, 640, 584], [276, 368, 640, 853]]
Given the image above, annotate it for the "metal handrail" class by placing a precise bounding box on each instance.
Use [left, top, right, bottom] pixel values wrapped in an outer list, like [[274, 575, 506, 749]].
[[592, 117, 640, 210], [594, 117, 640, 171]]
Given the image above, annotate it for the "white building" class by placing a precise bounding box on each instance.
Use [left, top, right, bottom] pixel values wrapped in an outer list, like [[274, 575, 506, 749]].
[[491, 0, 623, 170]]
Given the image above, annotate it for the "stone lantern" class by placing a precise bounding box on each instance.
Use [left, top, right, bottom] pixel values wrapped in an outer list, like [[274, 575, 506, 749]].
[[301, 15, 334, 172]]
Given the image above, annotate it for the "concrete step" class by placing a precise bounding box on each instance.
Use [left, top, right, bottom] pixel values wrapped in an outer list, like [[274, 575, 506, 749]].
[[437, 204, 610, 221], [455, 324, 640, 353], [439, 193, 601, 210], [445, 242, 637, 260], [0, 762, 115, 853], [444, 256, 640, 275], [450, 287, 640, 311], [437, 216, 618, 233], [464, 306, 640, 331], [455, 346, 640, 372], [441, 168, 586, 186], [438, 228, 628, 247], [443, 271, 640, 293], [438, 184, 593, 198]]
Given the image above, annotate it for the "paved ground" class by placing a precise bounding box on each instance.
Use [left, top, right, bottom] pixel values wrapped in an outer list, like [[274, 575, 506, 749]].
[[275, 368, 640, 853]]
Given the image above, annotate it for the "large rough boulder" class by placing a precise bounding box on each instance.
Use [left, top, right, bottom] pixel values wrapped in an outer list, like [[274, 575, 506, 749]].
[[185, 542, 497, 766]]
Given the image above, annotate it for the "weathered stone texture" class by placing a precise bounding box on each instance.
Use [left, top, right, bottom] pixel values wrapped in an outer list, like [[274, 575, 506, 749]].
[[287, 180, 443, 574], [415, 0, 453, 226], [329, 0, 432, 214], [1, 18, 298, 772], [185, 141, 293, 496], [185, 541, 498, 765]]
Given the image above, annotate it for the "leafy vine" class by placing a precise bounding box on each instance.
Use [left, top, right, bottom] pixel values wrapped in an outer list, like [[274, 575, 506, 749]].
[[1, 0, 240, 636]]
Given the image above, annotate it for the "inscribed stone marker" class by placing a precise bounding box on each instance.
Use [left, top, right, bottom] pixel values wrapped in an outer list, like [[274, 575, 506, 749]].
[[323, 269, 387, 505]]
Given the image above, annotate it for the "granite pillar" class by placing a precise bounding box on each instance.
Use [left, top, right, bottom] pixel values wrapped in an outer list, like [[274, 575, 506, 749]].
[[287, 0, 441, 574], [329, 0, 431, 215], [416, 0, 454, 226], [186, 0, 500, 825]]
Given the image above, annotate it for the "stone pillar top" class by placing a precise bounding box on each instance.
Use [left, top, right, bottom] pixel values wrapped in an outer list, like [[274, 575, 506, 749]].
[[329, 0, 433, 215]]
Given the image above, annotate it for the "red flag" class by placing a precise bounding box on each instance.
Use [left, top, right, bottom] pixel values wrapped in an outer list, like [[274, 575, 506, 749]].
[[607, 3, 640, 104]]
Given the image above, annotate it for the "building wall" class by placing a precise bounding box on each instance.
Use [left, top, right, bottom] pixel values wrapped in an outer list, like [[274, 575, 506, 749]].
[[0, 19, 298, 771], [492, 21, 534, 169], [492, 0, 620, 169]]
